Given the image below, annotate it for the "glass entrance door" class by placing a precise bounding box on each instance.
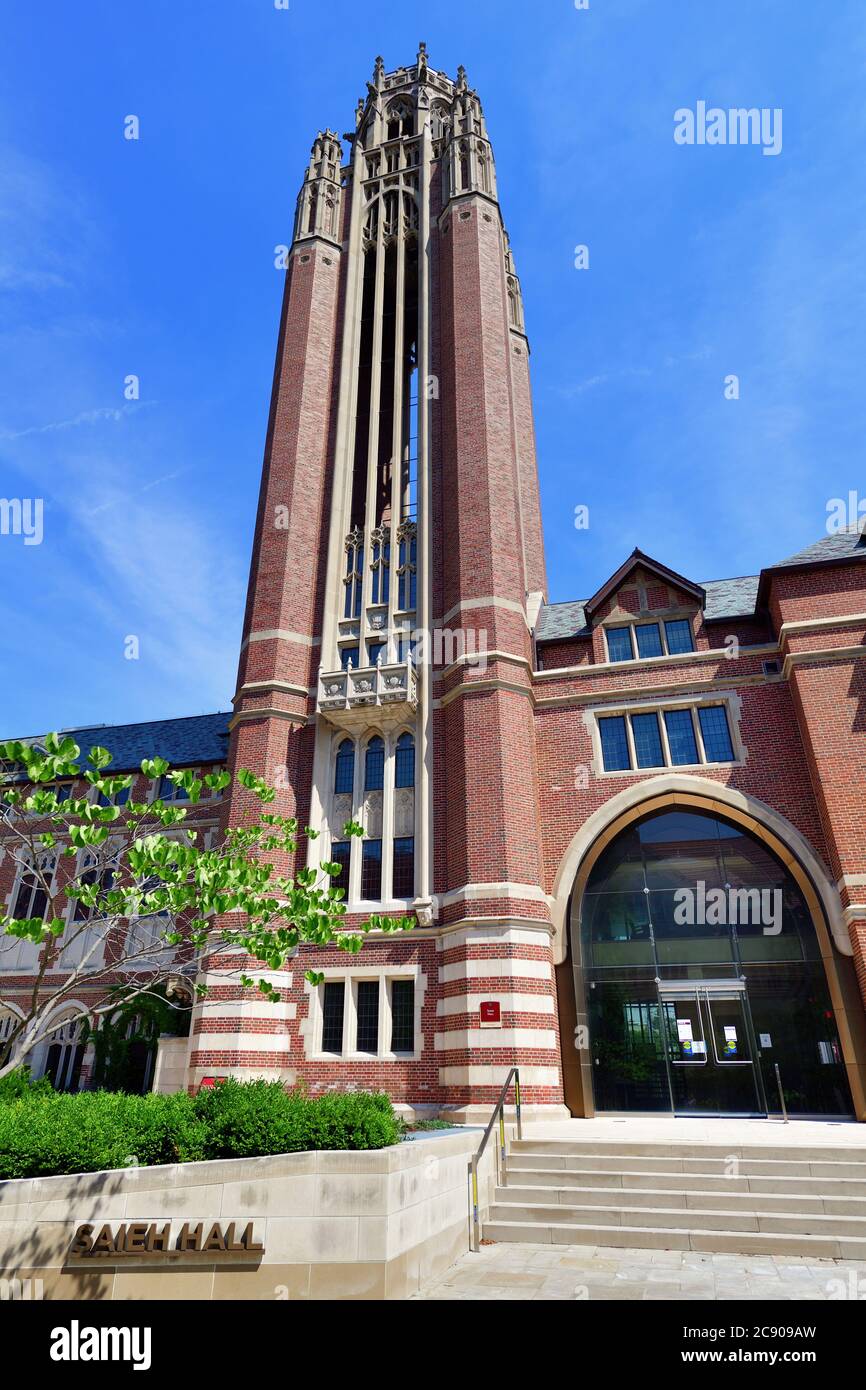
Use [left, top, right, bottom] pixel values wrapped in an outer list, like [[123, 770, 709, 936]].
[[660, 984, 765, 1116]]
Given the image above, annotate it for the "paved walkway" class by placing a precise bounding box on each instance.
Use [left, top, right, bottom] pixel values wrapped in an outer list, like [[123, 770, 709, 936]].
[[519, 1115, 866, 1148], [414, 1242, 866, 1300]]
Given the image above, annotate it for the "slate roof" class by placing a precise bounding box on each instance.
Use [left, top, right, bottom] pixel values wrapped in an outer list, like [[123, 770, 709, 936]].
[[5, 712, 232, 771], [534, 529, 866, 645], [770, 528, 866, 570], [534, 576, 760, 643], [534, 600, 588, 642], [701, 574, 760, 621]]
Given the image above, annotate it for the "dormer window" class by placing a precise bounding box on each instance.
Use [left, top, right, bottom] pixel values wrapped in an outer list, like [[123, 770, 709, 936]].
[[605, 617, 695, 663]]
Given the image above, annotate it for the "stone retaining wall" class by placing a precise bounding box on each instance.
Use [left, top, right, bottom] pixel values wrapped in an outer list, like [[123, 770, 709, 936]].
[[0, 1130, 496, 1300]]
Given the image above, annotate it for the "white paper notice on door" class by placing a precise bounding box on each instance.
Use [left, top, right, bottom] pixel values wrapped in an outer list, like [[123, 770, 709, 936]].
[[677, 1018, 693, 1042]]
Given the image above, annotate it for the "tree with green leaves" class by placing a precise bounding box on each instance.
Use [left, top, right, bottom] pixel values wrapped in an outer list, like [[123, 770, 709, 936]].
[[0, 733, 413, 1081]]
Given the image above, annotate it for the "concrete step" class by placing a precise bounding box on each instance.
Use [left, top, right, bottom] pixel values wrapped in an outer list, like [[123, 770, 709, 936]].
[[505, 1163, 866, 1198], [507, 1151, 866, 1179], [496, 1181, 866, 1217], [511, 1138, 866, 1164], [490, 1196, 866, 1238], [482, 1218, 866, 1260]]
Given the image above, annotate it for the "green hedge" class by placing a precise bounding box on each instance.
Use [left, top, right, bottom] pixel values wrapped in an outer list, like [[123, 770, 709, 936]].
[[0, 1080, 401, 1180]]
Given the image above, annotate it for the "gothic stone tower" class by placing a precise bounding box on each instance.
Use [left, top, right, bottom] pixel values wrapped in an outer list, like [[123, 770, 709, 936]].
[[189, 49, 567, 1119]]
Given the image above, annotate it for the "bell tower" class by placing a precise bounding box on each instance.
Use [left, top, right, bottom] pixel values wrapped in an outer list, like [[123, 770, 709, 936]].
[[192, 50, 565, 1119]]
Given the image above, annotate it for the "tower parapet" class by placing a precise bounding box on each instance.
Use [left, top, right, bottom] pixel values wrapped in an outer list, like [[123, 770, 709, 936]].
[[292, 129, 343, 246]]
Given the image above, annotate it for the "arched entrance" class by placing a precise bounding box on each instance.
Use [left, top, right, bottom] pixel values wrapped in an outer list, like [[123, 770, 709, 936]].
[[553, 784, 866, 1120]]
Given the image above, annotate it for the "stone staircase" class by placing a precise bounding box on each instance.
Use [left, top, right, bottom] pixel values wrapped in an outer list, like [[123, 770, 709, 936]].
[[484, 1136, 866, 1259]]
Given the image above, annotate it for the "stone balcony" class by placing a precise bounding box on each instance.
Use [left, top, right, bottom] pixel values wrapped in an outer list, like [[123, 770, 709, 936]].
[[316, 658, 418, 730]]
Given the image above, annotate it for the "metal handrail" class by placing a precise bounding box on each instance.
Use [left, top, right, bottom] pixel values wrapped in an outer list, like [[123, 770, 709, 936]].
[[467, 1066, 522, 1253]]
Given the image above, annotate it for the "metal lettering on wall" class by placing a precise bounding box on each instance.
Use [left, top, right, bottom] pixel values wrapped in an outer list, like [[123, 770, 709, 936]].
[[69, 1221, 264, 1257]]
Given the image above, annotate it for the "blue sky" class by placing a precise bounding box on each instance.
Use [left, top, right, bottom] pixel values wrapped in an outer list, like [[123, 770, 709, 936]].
[[2, 0, 865, 734]]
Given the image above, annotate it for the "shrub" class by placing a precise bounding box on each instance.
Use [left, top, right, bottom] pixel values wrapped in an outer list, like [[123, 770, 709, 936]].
[[193, 1080, 400, 1158], [0, 1081, 401, 1180], [0, 1065, 54, 1103], [0, 1090, 207, 1180]]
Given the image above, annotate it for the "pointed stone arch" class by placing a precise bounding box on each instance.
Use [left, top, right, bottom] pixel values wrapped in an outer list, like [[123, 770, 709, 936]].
[[548, 774, 866, 1119], [549, 774, 849, 965]]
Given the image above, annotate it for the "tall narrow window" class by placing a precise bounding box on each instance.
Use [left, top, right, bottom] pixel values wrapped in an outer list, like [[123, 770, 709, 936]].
[[12, 855, 55, 922], [370, 529, 390, 605], [334, 739, 355, 794], [397, 523, 417, 610], [343, 530, 363, 619], [698, 705, 735, 762], [71, 854, 115, 924], [387, 100, 413, 141], [340, 645, 359, 671], [664, 709, 699, 765], [390, 980, 415, 1052], [393, 837, 415, 897], [321, 983, 345, 1053], [356, 980, 380, 1053], [365, 736, 385, 791], [329, 842, 351, 897], [599, 716, 631, 772], [395, 732, 414, 787], [43, 1017, 85, 1092], [361, 840, 382, 899], [631, 712, 664, 768]]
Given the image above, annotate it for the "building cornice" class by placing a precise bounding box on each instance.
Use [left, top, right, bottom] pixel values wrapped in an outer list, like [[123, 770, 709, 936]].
[[782, 644, 866, 679], [228, 708, 309, 731], [233, 680, 313, 704], [240, 629, 321, 652], [534, 642, 779, 681], [779, 612, 866, 638]]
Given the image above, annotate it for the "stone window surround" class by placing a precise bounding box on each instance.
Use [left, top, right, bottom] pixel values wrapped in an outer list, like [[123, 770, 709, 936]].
[[583, 691, 746, 778], [12, 770, 227, 818], [602, 613, 696, 663], [303, 963, 425, 1061], [0, 848, 56, 973], [323, 725, 416, 909], [3, 831, 195, 977]]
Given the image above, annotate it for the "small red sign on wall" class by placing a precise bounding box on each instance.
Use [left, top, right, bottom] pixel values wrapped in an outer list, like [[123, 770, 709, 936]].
[[479, 1001, 501, 1028], [200, 1076, 228, 1090]]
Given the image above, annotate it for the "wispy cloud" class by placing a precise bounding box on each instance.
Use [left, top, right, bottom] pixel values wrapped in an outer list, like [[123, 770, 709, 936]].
[[0, 402, 153, 441], [555, 348, 711, 399]]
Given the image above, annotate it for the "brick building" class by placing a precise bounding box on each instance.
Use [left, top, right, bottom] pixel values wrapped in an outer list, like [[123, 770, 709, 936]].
[[3, 50, 866, 1121]]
